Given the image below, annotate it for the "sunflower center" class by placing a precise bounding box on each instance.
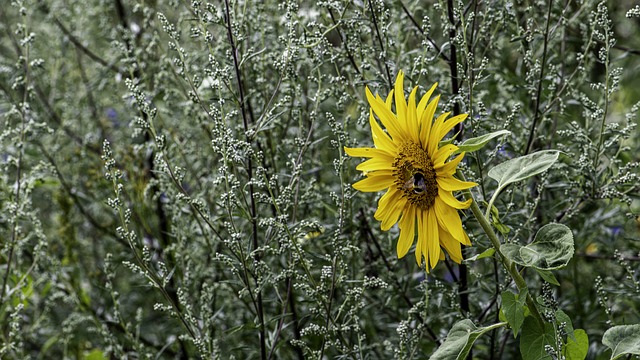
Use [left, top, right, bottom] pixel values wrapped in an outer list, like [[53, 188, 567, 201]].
[[393, 141, 438, 209]]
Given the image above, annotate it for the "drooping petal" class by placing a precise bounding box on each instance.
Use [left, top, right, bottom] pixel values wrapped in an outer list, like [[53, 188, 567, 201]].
[[374, 188, 397, 219], [439, 190, 473, 209], [380, 200, 405, 231], [437, 176, 478, 191], [428, 112, 451, 156], [419, 96, 440, 149], [366, 87, 405, 140], [439, 227, 463, 263], [415, 210, 425, 266], [462, 229, 472, 246], [355, 156, 394, 172], [397, 206, 416, 259], [352, 174, 395, 192], [374, 189, 406, 231], [427, 208, 441, 269], [433, 197, 467, 243]]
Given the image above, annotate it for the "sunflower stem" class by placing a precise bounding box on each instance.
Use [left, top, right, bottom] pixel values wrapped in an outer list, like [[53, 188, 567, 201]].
[[459, 172, 545, 327], [484, 190, 500, 222]]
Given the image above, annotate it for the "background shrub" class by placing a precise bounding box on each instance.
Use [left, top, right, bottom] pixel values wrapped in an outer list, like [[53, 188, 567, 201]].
[[1, 0, 638, 358]]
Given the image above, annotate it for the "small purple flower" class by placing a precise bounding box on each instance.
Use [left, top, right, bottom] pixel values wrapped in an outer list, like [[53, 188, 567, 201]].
[[610, 226, 622, 237], [106, 108, 118, 120]]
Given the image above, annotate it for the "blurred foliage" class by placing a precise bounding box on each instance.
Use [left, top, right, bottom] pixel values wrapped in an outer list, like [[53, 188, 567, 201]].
[[0, 0, 638, 359]]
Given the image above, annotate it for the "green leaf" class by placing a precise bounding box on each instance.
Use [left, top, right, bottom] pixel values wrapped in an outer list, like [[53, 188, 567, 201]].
[[456, 130, 511, 153], [431, 319, 507, 360], [501, 223, 574, 270], [490, 204, 511, 235], [564, 329, 589, 360], [602, 324, 640, 360], [464, 248, 495, 263], [520, 316, 556, 360], [501, 288, 528, 337], [488, 150, 559, 194], [556, 310, 575, 341], [536, 269, 560, 286], [86, 349, 107, 360]]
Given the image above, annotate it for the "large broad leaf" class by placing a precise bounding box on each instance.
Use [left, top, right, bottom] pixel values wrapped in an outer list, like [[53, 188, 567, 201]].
[[456, 130, 511, 153], [501, 289, 528, 337], [488, 150, 559, 194], [602, 324, 640, 360], [564, 329, 589, 360], [431, 319, 507, 360], [520, 316, 556, 360], [501, 223, 574, 270]]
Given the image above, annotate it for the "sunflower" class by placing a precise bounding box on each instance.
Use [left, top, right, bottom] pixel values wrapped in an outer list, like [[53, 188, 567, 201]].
[[345, 71, 477, 272]]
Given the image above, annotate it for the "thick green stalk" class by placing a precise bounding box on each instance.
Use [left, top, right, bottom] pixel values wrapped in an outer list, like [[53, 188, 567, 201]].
[[459, 173, 545, 326]]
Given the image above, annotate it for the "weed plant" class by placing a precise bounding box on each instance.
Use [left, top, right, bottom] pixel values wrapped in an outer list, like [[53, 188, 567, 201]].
[[1, 0, 639, 358]]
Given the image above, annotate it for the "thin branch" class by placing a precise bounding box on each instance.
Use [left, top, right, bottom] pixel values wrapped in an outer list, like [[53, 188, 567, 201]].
[[524, 0, 553, 155], [446, 0, 470, 336], [358, 208, 441, 345], [54, 18, 122, 74], [328, 8, 361, 75], [367, 0, 393, 89], [223, 1, 266, 359], [398, 0, 450, 63], [37, 143, 120, 241]]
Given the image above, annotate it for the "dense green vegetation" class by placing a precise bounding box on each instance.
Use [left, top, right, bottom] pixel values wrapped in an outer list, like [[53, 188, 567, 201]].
[[1, 0, 639, 358]]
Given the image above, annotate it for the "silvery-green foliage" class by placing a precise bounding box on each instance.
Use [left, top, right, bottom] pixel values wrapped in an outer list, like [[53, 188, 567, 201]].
[[0, 0, 638, 359]]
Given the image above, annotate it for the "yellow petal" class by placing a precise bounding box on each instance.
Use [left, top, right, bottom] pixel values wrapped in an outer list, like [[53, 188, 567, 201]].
[[352, 174, 395, 192], [393, 70, 417, 138], [380, 201, 404, 231], [437, 114, 468, 141], [369, 111, 397, 154], [384, 90, 394, 110], [462, 230, 472, 246], [344, 146, 388, 158], [375, 188, 397, 220], [397, 206, 416, 259], [439, 227, 463, 263], [366, 87, 405, 140], [437, 176, 478, 191], [374, 189, 406, 231], [394, 71, 407, 129], [406, 86, 420, 143], [434, 197, 467, 243], [433, 144, 459, 166], [435, 152, 465, 175], [428, 112, 450, 156], [439, 190, 472, 209], [416, 83, 438, 121], [419, 96, 440, 149], [355, 156, 394, 172], [427, 208, 441, 269], [415, 209, 425, 266]]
